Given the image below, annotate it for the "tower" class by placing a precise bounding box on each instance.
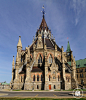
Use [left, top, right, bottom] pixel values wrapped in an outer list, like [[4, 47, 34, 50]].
[[66, 41, 71, 62]]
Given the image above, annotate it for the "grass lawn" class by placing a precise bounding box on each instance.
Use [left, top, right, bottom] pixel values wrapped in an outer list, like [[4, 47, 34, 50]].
[[0, 98, 86, 100]]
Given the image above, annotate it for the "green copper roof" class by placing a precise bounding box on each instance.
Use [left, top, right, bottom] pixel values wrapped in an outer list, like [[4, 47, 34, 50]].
[[1, 82, 10, 85], [67, 41, 71, 52], [68, 62, 71, 66], [76, 58, 86, 68]]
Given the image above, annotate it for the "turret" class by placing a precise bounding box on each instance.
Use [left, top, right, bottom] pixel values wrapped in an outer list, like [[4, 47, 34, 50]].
[[17, 36, 22, 62], [66, 41, 71, 62]]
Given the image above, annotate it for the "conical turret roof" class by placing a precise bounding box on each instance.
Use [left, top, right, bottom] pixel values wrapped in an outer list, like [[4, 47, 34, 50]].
[[17, 36, 22, 47]]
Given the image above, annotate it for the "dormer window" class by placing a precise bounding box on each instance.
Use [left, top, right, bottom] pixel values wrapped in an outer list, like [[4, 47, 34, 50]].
[[38, 54, 42, 63], [49, 54, 53, 63], [78, 65, 80, 67]]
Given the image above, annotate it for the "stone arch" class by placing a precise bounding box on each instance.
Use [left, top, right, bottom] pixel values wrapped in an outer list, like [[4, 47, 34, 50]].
[[36, 52, 43, 59], [47, 53, 54, 59]]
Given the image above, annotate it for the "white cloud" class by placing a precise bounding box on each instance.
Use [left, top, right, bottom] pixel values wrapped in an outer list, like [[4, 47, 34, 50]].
[[70, 0, 86, 26]]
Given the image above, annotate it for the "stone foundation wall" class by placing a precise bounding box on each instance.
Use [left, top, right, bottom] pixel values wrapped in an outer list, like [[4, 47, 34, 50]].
[[65, 82, 71, 90], [24, 82, 44, 90]]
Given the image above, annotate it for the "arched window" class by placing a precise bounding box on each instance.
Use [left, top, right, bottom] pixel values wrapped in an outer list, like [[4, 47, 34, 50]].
[[58, 75, 59, 81], [49, 75, 50, 81], [54, 85, 56, 89], [33, 75, 35, 81], [49, 54, 53, 63], [41, 75, 42, 81], [38, 54, 42, 63], [37, 85, 39, 89], [37, 75, 39, 81]]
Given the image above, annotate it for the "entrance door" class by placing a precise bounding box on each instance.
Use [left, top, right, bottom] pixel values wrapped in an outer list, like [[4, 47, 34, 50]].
[[49, 85, 51, 90]]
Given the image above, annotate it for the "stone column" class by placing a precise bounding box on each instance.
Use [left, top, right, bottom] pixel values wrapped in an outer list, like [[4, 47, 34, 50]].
[[44, 51, 49, 90]]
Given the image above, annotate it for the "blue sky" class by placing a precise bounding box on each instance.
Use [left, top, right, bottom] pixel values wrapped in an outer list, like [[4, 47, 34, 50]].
[[0, 0, 86, 83]]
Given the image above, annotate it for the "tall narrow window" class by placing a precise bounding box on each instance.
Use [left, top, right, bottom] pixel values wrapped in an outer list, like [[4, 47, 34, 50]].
[[81, 79, 83, 84], [38, 54, 42, 63], [33, 75, 35, 81], [58, 75, 59, 81], [37, 75, 39, 81], [85, 69, 86, 72], [49, 54, 53, 63], [54, 85, 56, 89], [41, 75, 42, 81], [49, 75, 50, 81], [82, 74, 83, 78], [37, 85, 39, 89]]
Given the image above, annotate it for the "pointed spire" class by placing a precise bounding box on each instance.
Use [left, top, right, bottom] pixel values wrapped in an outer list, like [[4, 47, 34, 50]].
[[17, 36, 22, 47], [67, 41, 71, 52], [12, 56, 15, 70]]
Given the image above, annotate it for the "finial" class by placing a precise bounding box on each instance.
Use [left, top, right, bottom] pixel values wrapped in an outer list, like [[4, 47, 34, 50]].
[[41, 5, 46, 18]]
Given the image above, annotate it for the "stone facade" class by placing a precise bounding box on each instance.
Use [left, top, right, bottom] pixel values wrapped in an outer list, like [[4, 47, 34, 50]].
[[10, 8, 78, 90], [76, 59, 86, 88]]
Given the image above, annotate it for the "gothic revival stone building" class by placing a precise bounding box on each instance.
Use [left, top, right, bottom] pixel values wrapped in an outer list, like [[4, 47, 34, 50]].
[[10, 7, 78, 90]]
